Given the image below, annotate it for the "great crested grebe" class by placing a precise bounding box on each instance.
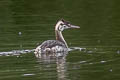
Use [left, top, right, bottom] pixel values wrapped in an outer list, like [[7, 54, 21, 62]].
[[34, 19, 80, 57]]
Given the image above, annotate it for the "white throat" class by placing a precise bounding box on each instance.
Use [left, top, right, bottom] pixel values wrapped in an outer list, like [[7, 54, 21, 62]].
[[55, 21, 68, 48], [55, 21, 63, 30]]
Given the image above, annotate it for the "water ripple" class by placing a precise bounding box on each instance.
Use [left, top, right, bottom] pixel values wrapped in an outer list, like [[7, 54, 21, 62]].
[[0, 47, 86, 56], [0, 49, 34, 56]]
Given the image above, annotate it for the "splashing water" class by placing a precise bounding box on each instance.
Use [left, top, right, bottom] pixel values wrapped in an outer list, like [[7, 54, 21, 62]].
[[0, 49, 34, 56], [0, 47, 87, 56]]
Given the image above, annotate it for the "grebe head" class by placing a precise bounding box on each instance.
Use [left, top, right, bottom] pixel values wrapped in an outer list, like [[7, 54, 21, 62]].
[[55, 19, 80, 31]]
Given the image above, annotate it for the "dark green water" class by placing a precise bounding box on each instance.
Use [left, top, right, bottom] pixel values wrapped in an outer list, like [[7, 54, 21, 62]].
[[0, 0, 120, 80]]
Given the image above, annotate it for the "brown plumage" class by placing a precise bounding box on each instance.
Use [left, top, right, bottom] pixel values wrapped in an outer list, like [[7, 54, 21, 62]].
[[34, 19, 80, 58]]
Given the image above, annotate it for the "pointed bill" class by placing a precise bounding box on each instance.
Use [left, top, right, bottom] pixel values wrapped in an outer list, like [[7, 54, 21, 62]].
[[70, 25, 80, 29]]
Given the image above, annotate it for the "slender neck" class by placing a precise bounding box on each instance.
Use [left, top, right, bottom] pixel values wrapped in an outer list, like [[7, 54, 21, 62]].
[[55, 30, 68, 48]]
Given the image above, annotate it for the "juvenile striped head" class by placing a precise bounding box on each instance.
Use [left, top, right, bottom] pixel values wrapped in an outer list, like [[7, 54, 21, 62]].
[[55, 19, 80, 31]]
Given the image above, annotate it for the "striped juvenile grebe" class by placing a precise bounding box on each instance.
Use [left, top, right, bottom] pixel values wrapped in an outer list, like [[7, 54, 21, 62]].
[[34, 19, 80, 57]]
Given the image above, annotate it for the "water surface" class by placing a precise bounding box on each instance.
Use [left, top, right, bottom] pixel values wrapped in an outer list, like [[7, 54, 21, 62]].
[[0, 0, 120, 80]]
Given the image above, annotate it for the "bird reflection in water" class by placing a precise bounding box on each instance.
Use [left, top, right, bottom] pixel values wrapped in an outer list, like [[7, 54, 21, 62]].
[[36, 51, 68, 80], [34, 19, 80, 80]]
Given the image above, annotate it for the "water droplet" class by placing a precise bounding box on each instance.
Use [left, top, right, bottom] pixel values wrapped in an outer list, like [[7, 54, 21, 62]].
[[100, 61, 106, 63], [89, 63, 93, 64], [117, 50, 120, 54], [18, 32, 22, 35], [79, 61, 86, 63], [97, 40, 101, 43], [110, 69, 112, 72], [23, 73, 35, 76], [17, 56, 19, 57]]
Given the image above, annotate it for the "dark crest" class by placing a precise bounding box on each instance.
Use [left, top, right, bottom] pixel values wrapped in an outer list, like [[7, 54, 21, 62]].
[[60, 18, 70, 25]]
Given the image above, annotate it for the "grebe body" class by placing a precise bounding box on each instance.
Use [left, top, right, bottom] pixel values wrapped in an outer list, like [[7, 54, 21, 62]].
[[34, 19, 80, 57]]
